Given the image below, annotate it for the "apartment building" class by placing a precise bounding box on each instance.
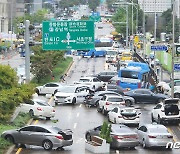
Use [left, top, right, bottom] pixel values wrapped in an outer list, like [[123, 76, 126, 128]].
[[0, 0, 9, 33]]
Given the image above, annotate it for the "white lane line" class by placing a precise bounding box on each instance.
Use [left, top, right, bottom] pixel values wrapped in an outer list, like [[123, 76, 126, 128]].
[[76, 113, 79, 117], [74, 123, 77, 129], [79, 104, 82, 108], [115, 150, 120, 154]]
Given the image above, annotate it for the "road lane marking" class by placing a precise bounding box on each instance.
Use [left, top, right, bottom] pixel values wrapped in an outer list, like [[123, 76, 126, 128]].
[[115, 150, 120, 154], [74, 123, 77, 129], [76, 113, 79, 117], [15, 148, 22, 154], [79, 104, 82, 108], [167, 127, 178, 142], [104, 62, 108, 70], [34, 120, 39, 125], [48, 96, 54, 105]]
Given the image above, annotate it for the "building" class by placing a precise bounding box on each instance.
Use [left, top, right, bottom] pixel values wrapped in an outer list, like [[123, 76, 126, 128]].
[[175, 0, 180, 18], [0, 0, 9, 33], [138, 0, 172, 14]]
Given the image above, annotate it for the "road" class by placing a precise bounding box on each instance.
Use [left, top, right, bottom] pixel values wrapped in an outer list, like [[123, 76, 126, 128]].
[[11, 55, 180, 154]]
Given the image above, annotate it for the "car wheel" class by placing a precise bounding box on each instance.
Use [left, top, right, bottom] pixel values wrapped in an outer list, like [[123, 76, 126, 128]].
[[46, 117, 51, 120], [151, 114, 155, 122], [42, 140, 53, 150], [107, 115, 110, 122], [142, 139, 147, 149], [157, 115, 162, 124], [102, 108, 107, 115], [86, 133, 91, 141], [36, 89, 40, 95], [54, 90, 58, 95], [29, 110, 34, 118], [72, 98, 76, 105], [5, 135, 14, 144], [114, 118, 116, 124], [125, 100, 132, 107], [95, 100, 99, 107], [174, 93, 180, 98]]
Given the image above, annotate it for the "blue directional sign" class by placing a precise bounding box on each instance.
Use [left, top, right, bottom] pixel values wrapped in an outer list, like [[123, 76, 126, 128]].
[[151, 45, 168, 51], [174, 64, 180, 71]]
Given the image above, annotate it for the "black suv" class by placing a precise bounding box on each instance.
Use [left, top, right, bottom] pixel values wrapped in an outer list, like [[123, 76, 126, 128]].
[[95, 71, 117, 82]]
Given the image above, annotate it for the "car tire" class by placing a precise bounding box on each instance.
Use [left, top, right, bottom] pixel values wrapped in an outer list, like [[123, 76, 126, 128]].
[[107, 115, 110, 122], [102, 108, 107, 115], [95, 100, 99, 107], [86, 133, 91, 141], [151, 114, 155, 122], [36, 89, 40, 95], [157, 115, 162, 124], [142, 139, 147, 149], [42, 140, 53, 150], [114, 118, 116, 124], [72, 98, 76, 105], [46, 117, 51, 120], [174, 93, 180, 98], [29, 110, 34, 118], [125, 100, 132, 107], [54, 90, 58, 95], [5, 135, 14, 144]]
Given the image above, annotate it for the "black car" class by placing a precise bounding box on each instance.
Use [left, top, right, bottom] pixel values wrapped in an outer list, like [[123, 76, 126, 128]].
[[95, 71, 117, 82], [124, 88, 169, 103], [106, 84, 124, 95]]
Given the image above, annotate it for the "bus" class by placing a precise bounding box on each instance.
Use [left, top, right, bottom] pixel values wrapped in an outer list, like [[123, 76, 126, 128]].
[[95, 37, 113, 47], [117, 62, 150, 90]]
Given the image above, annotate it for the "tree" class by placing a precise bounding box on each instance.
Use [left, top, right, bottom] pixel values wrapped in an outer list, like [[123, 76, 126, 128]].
[[88, 0, 100, 11], [100, 121, 112, 143], [0, 65, 18, 91]]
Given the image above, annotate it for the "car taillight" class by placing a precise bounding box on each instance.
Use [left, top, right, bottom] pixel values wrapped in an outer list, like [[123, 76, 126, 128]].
[[52, 109, 55, 112], [138, 82, 141, 88], [55, 135, 64, 140], [123, 135, 138, 139], [167, 135, 173, 138], [106, 102, 111, 105], [37, 107, 42, 111], [148, 135, 156, 138], [114, 135, 123, 140]]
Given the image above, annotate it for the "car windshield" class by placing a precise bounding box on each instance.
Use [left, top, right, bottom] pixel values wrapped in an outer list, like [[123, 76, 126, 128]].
[[148, 128, 168, 133], [50, 126, 62, 133], [36, 101, 50, 106], [106, 51, 116, 55], [58, 86, 76, 93], [79, 79, 90, 82], [108, 97, 123, 102]]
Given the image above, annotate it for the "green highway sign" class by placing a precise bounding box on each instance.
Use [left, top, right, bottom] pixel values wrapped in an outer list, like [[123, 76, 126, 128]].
[[42, 20, 94, 50]]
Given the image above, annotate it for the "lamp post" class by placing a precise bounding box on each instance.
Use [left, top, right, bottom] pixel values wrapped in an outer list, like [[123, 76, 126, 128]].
[[10, 0, 13, 50], [154, 0, 157, 76]]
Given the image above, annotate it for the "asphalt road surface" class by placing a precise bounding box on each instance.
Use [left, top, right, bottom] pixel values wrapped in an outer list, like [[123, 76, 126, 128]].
[[12, 56, 180, 154]]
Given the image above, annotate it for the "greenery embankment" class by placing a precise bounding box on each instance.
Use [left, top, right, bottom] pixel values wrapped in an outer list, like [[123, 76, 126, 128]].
[[0, 113, 31, 154]]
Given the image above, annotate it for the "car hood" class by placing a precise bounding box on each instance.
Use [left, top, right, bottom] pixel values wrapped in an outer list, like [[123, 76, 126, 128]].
[[55, 92, 74, 97]]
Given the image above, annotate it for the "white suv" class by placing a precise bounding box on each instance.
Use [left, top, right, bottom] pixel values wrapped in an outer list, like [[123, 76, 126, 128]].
[[98, 95, 125, 115], [151, 98, 180, 124], [74, 76, 105, 91]]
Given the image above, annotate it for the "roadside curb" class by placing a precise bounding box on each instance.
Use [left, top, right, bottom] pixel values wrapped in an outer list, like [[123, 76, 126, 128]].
[[5, 119, 34, 154]]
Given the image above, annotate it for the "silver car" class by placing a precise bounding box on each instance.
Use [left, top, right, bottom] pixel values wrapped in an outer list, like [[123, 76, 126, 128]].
[[1, 125, 73, 150], [136, 124, 173, 148], [85, 124, 139, 149]]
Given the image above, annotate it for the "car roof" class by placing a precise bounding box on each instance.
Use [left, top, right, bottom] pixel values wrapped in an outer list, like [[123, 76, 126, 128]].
[[111, 124, 134, 133], [105, 94, 123, 98]]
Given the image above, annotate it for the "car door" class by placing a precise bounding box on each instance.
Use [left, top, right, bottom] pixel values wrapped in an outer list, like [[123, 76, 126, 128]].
[[99, 95, 107, 109], [152, 104, 162, 119], [49, 83, 60, 94], [137, 126, 147, 143], [93, 78, 102, 89], [41, 83, 52, 94], [142, 90, 155, 102], [133, 90, 144, 102], [29, 126, 51, 146], [75, 87, 89, 102], [16, 126, 36, 144], [20, 100, 34, 113]]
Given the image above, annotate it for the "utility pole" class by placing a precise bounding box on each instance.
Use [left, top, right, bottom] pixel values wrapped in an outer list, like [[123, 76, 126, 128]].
[[143, 0, 146, 58], [10, 0, 13, 50], [25, 20, 30, 83], [154, 0, 157, 76], [131, 0, 134, 51], [126, 5, 129, 47], [171, 0, 175, 98]]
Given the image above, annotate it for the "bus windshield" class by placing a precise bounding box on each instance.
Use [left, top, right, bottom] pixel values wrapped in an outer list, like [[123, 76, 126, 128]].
[[121, 70, 138, 79]]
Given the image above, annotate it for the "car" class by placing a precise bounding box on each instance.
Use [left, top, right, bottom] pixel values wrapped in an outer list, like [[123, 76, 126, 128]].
[[85, 124, 139, 149], [19, 99, 55, 120], [1, 125, 73, 150], [74, 76, 105, 91], [94, 71, 117, 82], [98, 95, 126, 115], [54, 85, 91, 105], [106, 84, 124, 95], [124, 89, 169, 103], [121, 51, 133, 61], [35, 82, 63, 95], [108, 107, 140, 126], [151, 98, 180, 124], [84, 91, 134, 107], [136, 124, 173, 148]]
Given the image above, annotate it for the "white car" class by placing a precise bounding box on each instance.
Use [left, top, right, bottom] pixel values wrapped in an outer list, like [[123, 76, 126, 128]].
[[74, 76, 105, 91], [98, 95, 126, 115], [151, 98, 180, 124], [108, 107, 140, 125], [19, 99, 55, 120], [54, 85, 90, 105], [35, 82, 63, 95]]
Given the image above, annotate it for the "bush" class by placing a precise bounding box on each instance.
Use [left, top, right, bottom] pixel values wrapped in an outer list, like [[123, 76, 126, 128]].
[[100, 121, 112, 143]]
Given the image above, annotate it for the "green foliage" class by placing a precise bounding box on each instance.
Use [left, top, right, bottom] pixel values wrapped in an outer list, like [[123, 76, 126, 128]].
[[0, 84, 35, 122], [0, 65, 18, 91], [100, 121, 112, 143], [58, 0, 86, 9], [88, 0, 100, 11]]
